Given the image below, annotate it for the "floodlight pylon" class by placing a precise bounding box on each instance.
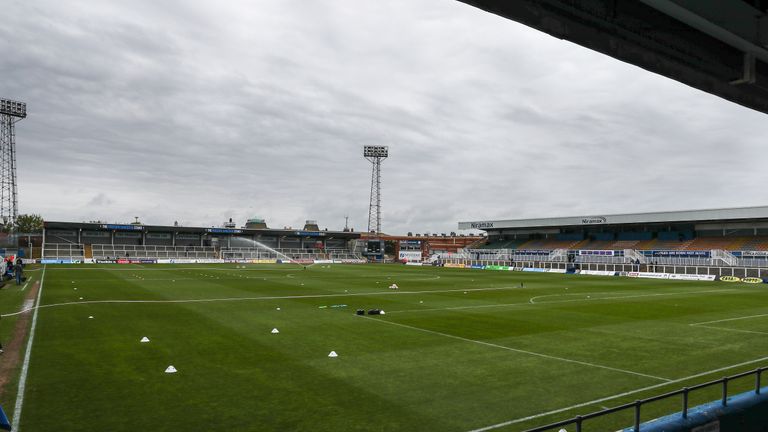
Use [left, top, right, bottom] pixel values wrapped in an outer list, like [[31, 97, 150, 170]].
[[0, 99, 25, 230], [363, 146, 388, 235]]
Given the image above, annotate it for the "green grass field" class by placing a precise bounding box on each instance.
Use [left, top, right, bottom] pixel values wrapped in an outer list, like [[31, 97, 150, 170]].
[[2, 263, 768, 431]]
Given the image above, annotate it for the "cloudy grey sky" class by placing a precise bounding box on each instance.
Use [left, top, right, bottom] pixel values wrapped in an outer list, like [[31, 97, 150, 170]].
[[1, 0, 766, 234]]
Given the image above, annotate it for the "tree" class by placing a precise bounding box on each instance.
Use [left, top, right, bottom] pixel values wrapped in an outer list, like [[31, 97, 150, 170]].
[[0, 218, 11, 233], [15, 214, 44, 233]]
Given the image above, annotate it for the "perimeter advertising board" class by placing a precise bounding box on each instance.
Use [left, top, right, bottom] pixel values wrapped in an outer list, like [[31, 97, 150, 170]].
[[398, 251, 422, 262], [668, 274, 717, 281]]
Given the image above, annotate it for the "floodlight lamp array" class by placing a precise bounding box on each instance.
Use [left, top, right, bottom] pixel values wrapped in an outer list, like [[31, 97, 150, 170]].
[[363, 146, 388, 158], [0, 99, 26, 118]]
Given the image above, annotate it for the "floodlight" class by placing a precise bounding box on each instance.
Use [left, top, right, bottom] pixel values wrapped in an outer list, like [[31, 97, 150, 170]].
[[0, 99, 26, 118], [363, 146, 388, 158]]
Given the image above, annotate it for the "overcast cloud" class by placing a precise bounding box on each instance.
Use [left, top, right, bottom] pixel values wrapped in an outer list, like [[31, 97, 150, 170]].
[[1, 0, 767, 234]]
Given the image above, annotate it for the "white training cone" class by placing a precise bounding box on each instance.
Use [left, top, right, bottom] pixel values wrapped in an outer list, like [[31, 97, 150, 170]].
[[271, 328, 279, 334], [79, 297, 83, 300], [328, 351, 338, 358], [276, 307, 281, 311], [164, 365, 177, 373], [74, 288, 77, 290], [140, 337, 150, 343], [88, 316, 94, 319]]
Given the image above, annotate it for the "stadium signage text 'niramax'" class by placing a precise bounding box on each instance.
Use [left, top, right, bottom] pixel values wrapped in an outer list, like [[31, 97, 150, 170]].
[[470, 222, 494, 229]]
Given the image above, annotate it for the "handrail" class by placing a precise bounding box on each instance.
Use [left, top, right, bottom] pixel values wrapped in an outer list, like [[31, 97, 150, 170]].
[[460, 248, 768, 268], [523, 367, 766, 432]]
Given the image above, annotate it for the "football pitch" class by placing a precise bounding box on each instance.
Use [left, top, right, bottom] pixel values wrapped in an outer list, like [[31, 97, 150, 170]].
[[2, 263, 768, 431]]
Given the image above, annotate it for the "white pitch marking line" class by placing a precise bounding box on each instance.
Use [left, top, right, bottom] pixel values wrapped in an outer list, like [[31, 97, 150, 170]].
[[359, 316, 671, 382], [21, 282, 28, 291], [12, 265, 46, 431], [0, 285, 522, 317], [389, 288, 739, 314], [465, 354, 768, 432], [691, 313, 768, 326], [692, 325, 768, 336], [529, 292, 606, 304]]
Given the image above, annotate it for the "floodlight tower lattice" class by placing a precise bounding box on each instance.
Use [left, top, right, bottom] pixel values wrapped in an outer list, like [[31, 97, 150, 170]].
[[0, 99, 26, 230], [363, 146, 388, 235]]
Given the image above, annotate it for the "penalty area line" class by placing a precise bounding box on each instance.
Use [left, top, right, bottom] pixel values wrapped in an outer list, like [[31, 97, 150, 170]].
[[388, 288, 741, 314], [691, 312, 768, 326], [691, 324, 768, 336], [464, 355, 768, 432]]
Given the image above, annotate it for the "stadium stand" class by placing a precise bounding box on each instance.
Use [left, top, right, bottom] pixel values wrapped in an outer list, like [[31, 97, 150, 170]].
[[43, 220, 365, 262], [517, 239, 582, 250], [43, 243, 85, 261], [327, 248, 364, 260], [578, 240, 615, 250], [684, 236, 747, 251], [464, 236, 489, 249], [639, 239, 693, 250], [740, 236, 768, 251], [455, 208, 768, 272], [478, 239, 526, 249], [219, 247, 363, 261], [91, 245, 216, 260], [610, 240, 640, 249]]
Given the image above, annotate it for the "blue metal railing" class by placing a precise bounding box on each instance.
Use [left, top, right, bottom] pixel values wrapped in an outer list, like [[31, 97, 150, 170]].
[[523, 367, 766, 432]]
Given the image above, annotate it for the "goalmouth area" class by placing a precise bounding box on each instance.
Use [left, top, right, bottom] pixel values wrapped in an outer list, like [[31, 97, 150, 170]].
[[1, 263, 768, 431]]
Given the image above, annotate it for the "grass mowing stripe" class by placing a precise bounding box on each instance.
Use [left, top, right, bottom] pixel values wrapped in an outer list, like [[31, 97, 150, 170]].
[[389, 288, 740, 314], [465, 354, 768, 432], [0, 285, 522, 317], [12, 265, 46, 431], [359, 315, 671, 382]]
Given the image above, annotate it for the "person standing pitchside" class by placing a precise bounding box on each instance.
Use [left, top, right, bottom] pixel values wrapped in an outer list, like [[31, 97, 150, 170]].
[[14, 259, 22, 285]]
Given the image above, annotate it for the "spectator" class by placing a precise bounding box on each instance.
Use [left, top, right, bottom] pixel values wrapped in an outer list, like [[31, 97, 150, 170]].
[[14, 259, 23, 285]]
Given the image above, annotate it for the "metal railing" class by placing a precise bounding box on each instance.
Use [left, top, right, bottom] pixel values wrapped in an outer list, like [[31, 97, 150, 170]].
[[458, 248, 768, 268], [42, 243, 85, 259], [438, 259, 768, 278], [711, 249, 738, 266], [523, 367, 767, 432], [220, 247, 364, 261]]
